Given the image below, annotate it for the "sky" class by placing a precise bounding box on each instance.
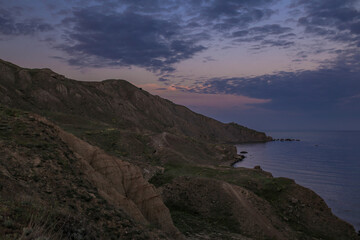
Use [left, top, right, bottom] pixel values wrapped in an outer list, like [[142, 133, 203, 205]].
[[1, 0, 360, 131]]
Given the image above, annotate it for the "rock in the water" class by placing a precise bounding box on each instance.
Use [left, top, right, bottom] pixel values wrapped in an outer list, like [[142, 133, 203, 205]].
[[240, 151, 248, 154], [276, 138, 300, 142], [254, 165, 262, 170], [231, 154, 246, 166]]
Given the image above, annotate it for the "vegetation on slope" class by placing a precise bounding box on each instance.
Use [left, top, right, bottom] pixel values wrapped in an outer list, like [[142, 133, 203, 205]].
[[150, 163, 359, 239], [0, 59, 359, 239], [0, 106, 172, 239]]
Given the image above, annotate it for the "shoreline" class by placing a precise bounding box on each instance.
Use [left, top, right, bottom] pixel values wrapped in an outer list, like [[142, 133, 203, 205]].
[[234, 136, 360, 232]]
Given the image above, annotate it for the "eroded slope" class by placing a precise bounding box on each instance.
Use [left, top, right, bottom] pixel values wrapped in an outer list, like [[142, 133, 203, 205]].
[[0, 106, 182, 239]]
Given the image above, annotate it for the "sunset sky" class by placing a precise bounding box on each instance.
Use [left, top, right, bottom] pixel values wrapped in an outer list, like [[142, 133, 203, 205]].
[[1, 0, 360, 130]]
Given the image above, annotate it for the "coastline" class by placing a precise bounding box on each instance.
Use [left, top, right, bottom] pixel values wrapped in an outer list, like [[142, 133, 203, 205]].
[[234, 131, 360, 232]]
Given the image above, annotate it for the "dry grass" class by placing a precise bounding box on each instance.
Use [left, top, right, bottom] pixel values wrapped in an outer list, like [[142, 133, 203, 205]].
[[19, 213, 68, 240]]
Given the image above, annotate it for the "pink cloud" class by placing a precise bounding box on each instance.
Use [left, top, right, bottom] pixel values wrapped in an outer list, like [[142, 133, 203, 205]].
[[140, 84, 271, 110]]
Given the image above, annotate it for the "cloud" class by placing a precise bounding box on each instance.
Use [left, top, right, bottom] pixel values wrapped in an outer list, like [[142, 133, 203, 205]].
[[295, 0, 360, 46], [203, 56, 216, 63], [56, 0, 280, 72], [140, 83, 271, 109], [94, 0, 277, 28], [0, 8, 53, 36], [0, 0, 281, 73], [261, 39, 294, 48], [187, 49, 360, 114], [232, 24, 292, 37], [231, 24, 295, 50], [200, 0, 274, 19], [211, 9, 275, 31], [158, 77, 170, 82], [59, 8, 206, 73]]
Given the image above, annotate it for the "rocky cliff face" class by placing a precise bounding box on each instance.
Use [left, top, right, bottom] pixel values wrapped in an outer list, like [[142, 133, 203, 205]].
[[0, 106, 182, 239]]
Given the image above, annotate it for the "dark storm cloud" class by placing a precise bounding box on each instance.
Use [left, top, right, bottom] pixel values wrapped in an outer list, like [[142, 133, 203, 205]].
[[0, 8, 53, 36], [59, 8, 206, 72]]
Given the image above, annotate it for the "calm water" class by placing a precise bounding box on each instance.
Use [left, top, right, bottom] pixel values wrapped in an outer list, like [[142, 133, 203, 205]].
[[235, 131, 360, 231]]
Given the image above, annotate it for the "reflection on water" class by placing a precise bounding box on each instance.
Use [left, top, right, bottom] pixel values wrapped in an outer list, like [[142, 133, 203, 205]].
[[235, 131, 360, 231]]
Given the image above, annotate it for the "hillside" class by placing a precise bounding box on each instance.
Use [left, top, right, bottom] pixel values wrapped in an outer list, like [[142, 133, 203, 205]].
[[0, 59, 269, 143], [0, 59, 359, 239], [0, 106, 182, 239], [1, 106, 358, 240], [0, 59, 271, 167]]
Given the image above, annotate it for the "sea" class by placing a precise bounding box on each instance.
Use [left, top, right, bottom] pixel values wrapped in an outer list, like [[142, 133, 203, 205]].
[[234, 131, 360, 231]]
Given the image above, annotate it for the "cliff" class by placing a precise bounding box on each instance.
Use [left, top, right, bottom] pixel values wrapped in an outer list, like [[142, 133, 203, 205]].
[[0, 59, 359, 239]]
